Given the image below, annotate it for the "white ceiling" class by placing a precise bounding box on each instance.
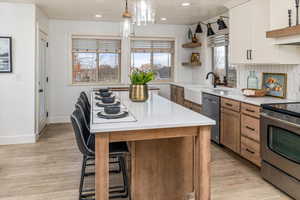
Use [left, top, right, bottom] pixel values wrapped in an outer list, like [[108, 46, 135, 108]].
[[0, 0, 230, 25]]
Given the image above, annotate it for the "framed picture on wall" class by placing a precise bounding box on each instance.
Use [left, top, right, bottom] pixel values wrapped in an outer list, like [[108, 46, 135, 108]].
[[0, 37, 12, 73], [262, 73, 287, 98]]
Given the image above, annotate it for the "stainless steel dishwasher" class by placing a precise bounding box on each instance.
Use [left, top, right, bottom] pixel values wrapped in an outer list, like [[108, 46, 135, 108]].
[[202, 93, 220, 144]]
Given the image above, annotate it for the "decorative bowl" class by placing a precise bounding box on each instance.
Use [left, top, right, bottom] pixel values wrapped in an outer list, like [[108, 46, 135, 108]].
[[99, 88, 109, 93], [100, 91, 112, 97], [102, 96, 115, 104], [104, 106, 121, 115]]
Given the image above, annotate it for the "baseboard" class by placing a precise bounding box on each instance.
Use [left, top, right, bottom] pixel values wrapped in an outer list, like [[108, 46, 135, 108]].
[[0, 135, 36, 145], [48, 115, 70, 124]]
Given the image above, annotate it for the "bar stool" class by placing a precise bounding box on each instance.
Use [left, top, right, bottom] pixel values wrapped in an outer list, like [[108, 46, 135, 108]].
[[80, 91, 90, 112], [71, 108, 129, 199]]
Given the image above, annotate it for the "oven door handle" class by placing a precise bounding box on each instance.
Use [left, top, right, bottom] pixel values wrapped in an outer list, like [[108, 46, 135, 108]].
[[261, 113, 300, 129]]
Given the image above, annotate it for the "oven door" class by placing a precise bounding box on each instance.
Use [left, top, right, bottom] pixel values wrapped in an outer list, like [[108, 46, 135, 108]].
[[261, 113, 300, 180]]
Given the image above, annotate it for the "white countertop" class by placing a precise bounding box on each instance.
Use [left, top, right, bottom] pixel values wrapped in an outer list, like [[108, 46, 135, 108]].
[[90, 91, 216, 133], [170, 82, 297, 106]]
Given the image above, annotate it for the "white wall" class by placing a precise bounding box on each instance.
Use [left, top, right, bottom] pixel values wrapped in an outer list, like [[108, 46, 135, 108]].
[[48, 20, 191, 123], [0, 3, 36, 144], [192, 14, 229, 86]]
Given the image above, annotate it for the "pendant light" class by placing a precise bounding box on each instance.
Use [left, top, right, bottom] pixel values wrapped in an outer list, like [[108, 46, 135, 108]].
[[207, 23, 215, 37], [122, 0, 132, 38], [133, 0, 156, 26], [195, 22, 203, 34], [217, 17, 228, 30]]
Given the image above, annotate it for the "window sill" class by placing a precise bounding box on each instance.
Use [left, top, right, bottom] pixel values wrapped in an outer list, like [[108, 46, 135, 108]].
[[69, 80, 174, 87]]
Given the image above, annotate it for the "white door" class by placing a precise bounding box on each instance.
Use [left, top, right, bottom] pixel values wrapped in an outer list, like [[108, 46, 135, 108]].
[[37, 32, 48, 133]]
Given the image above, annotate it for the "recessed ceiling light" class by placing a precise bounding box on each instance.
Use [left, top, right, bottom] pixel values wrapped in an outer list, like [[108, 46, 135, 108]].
[[181, 2, 191, 7], [161, 17, 167, 21], [95, 14, 102, 18]]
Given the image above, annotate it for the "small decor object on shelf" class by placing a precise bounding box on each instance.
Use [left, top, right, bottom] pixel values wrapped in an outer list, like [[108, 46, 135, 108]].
[[188, 28, 193, 40], [191, 53, 200, 64], [129, 68, 155, 102], [192, 34, 198, 43], [0, 37, 12, 73], [288, 9, 292, 27], [262, 73, 287, 98]]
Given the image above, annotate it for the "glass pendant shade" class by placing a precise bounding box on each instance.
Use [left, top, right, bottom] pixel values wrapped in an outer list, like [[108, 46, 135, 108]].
[[207, 23, 215, 37], [122, 18, 131, 38], [133, 0, 155, 26]]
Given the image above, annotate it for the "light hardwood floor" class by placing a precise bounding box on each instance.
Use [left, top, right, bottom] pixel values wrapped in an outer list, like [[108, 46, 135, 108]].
[[0, 124, 292, 200]]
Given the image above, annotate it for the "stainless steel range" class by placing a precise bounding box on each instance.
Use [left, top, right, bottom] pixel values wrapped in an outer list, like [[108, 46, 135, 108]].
[[261, 103, 300, 199]]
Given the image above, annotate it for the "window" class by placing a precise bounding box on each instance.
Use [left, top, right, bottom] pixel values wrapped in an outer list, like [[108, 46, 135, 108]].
[[72, 38, 121, 84], [212, 45, 228, 80], [209, 33, 236, 87], [131, 40, 174, 81]]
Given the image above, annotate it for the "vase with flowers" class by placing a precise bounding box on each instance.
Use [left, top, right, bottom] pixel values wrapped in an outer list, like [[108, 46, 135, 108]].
[[129, 68, 155, 102]]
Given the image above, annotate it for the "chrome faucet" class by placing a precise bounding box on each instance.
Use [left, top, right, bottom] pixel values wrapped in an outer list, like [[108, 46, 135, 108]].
[[206, 72, 217, 88]]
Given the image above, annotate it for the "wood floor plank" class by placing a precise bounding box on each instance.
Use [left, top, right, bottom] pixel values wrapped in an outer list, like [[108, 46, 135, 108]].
[[0, 124, 292, 200]]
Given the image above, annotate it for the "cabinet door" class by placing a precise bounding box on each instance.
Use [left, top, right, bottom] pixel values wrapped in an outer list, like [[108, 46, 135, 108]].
[[251, 0, 279, 63], [229, 1, 252, 64], [221, 108, 241, 154], [176, 87, 185, 105]]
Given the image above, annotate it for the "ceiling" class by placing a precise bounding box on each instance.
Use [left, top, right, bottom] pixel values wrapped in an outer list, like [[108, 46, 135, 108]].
[[0, 0, 230, 25]]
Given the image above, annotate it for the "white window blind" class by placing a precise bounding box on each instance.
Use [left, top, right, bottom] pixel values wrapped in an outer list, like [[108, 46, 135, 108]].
[[208, 34, 229, 47], [131, 40, 175, 53], [72, 39, 121, 53]]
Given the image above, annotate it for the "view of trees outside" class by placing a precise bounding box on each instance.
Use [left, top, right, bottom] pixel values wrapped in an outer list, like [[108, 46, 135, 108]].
[[73, 52, 120, 83], [98, 53, 119, 82], [131, 52, 172, 80]]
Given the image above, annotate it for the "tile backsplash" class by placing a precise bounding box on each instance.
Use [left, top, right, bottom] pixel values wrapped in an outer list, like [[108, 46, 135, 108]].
[[235, 64, 300, 100]]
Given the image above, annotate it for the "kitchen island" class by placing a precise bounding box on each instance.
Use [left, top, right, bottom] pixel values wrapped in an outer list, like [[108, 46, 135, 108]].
[[90, 91, 215, 200]]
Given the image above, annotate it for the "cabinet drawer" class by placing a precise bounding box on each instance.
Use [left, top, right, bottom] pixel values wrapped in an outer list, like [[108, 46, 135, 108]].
[[241, 136, 261, 167], [192, 103, 202, 113], [241, 114, 260, 142], [221, 98, 240, 112], [184, 100, 193, 109], [241, 103, 261, 118]]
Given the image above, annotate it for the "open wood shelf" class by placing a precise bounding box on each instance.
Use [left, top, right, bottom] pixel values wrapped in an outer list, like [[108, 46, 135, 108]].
[[182, 62, 202, 67], [182, 42, 202, 48], [266, 24, 300, 38]]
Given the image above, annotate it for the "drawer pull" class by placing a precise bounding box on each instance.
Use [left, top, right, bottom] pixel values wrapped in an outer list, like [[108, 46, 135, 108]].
[[246, 109, 255, 113], [246, 126, 255, 131], [225, 103, 233, 107], [246, 148, 255, 154]]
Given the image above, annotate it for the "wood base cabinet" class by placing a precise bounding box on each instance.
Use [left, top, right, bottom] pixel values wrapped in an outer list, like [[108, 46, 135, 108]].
[[221, 107, 241, 154], [170, 85, 184, 106]]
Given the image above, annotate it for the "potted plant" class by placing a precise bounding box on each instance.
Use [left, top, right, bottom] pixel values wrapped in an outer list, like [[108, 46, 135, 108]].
[[129, 68, 155, 102]]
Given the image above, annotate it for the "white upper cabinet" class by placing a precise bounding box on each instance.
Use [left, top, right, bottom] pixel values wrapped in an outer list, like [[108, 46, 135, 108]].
[[229, 2, 252, 64], [228, 0, 300, 64]]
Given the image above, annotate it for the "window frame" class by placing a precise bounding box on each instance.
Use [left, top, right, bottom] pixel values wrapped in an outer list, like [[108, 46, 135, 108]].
[[130, 37, 175, 83], [211, 45, 229, 79], [70, 35, 122, 86]]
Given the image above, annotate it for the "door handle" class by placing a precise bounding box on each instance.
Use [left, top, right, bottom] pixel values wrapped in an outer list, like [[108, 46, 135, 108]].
[[39, 89, 44, 93], [249, 50, 252, 60], [246, 148, 255, 154], [246, 50, 249, 60], [246, 126, 255, 131], [261, 113, 300, 129]]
